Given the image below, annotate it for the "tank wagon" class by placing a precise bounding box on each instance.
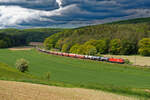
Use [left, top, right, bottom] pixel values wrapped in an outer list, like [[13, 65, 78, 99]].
[[37, 48, 125, 64]]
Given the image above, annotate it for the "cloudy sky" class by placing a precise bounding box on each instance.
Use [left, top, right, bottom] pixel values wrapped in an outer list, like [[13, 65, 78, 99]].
[[0, 0, 150, 28]]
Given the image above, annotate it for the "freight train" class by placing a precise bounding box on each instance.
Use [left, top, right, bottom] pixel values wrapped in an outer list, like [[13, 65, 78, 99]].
[[37, 48, 125, 64]]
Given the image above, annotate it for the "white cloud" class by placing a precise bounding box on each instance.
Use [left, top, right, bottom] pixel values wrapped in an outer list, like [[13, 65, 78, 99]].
[[0, 0, 150, 28], [0, 3, 76, 28]]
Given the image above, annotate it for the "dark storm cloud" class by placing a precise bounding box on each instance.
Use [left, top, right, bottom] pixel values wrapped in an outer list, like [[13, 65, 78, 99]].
[[0, 0, 150, 28]]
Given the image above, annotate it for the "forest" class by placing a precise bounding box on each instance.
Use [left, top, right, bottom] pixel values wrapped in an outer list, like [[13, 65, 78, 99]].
[[44, 17, 150, 56], [0, 28, 64, 48]]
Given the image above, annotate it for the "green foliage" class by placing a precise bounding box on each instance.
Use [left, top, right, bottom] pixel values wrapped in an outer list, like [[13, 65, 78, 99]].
[[61, 43, 71, 52], [44, 37, 54, 50], [44, 18, 150, 55], [70, 44, 97, 55], [0, 33, 12, 48], [124, 59, 131, 64], [0, 28, 64, 48], [55, 39, 64, 50], [0, 62, 35, 80], [138, 38, 150, 56], [69, 44, 80, 54], [95, 39, 108, 54], [45, 72, 51, 80], [0, 40, 7, 48], [16, 58, 29, 73], [139, 38, 150, 48], [139, 48, 150, 56], [110, 39, 121, 54], [84, 39, 98, 46], [120, 39, 135, 55], [83, 44, 97, 55], [76, 45, 85, 54]]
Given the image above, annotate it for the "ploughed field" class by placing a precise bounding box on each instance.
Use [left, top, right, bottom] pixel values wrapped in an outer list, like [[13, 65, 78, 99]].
[[0, 49, 150, 98]]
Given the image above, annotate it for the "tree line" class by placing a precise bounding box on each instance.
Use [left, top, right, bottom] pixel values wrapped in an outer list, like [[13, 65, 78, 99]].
[[44, 22, 150, 56], [0, 28, 64, 48]]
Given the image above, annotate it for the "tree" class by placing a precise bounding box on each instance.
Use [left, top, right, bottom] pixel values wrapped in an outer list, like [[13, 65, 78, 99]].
[[138, 38, 150, 56], [76, 44, 97, 55], [16, 58, 29, 72], [96, 39, 108, 54], [84, 44, 97, 55], [55, 39, 64, 50], [44, 37, 54, 50], [138, 48, 150, 56], [44, 34, 59, 50], [0, 40, 7, 48], [120, 39, 135, 55], [109, 39, 121, 55], [76, 45, 86, 54], [84, 39, 98, 46], [69, 44, 80, 54], [61, 43, 71, 52]]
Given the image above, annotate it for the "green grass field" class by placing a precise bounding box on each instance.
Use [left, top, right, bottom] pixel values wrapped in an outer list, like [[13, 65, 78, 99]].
[[0, 49, 150, 98]]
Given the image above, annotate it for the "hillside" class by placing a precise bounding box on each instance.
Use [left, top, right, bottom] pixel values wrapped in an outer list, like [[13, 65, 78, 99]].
[[0, 50, 142, 100], [0, 62, 37, 81], [44, 17, 150, 55], [0, 28, 65, 48], [109, 17, 150, 24], [0, 28, 64, 42], [0, 49, 150, 98], [0, 59, 138, 100]]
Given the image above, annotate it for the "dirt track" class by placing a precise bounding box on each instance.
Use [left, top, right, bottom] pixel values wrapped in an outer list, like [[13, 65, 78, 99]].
[[0, 80, 139, 100], [9, 47, 33, 51]]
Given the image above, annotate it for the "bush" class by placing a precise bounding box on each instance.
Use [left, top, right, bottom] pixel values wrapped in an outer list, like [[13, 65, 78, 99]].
[[16, 58, 29, 72], [45, 72, 51, 80], [124, 59, 131, 64]]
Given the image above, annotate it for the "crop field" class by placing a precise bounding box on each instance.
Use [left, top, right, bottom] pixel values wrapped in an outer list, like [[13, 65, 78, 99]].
[[0, 49, 150, 98], [0, 80, 138, 100]]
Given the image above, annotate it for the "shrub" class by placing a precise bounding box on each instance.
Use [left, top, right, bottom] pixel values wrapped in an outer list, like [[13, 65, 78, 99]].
[[16, 58, 29, 72], [45, 72, 51, 80], [124, 59, 131, 64]]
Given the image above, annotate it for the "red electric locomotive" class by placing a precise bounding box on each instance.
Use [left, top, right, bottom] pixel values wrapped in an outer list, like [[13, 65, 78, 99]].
[[108, 58, 125, 64]]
